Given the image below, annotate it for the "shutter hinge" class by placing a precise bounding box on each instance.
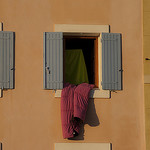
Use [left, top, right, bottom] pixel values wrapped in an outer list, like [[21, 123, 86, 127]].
[[119, 69, 123, 72], [46, 67, 50, 74], [11, 68, 15, 71]]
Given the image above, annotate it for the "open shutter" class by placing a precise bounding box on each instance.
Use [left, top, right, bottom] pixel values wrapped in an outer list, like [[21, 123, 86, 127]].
[[0, 31, 14, 89], [101, 33, 122, 90], [43, 32, 63, 89]]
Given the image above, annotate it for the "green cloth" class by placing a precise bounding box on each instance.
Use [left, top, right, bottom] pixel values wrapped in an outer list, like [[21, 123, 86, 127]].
[[64, 49, 89, 85]]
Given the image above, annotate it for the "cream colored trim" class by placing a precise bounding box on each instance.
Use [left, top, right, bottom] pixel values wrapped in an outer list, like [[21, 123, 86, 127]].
[[55, 24, 109, 33], [54, 24, 110, 98], [55, 90, 62, 97], [0, 22, 2, 31], [90, 88, 110, 98], [63, 32, 100, 37], [144, 75, 150, 83], [55, 89, 110, 98], [98, 35, 102, 89], [0, 89, 1, 98], [55, 143, 111, 150]]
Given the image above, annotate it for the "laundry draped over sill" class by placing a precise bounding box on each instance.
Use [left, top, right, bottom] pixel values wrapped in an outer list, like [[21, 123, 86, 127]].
[[64, 49, 89, 85], [61, 83, 94, 139]]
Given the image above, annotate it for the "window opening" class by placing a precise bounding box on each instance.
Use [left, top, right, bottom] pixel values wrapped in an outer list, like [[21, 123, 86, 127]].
[[63, 36, 98, 87]]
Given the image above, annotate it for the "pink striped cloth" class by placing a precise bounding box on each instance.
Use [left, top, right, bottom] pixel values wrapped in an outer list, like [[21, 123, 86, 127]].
[[61, 83, 94, 139]]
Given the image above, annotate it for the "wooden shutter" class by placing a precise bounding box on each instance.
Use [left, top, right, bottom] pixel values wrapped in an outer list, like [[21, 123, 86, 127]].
[[101, 33, 122, 90], [43, 32, 63, 89], [0, 31, 15, 89]]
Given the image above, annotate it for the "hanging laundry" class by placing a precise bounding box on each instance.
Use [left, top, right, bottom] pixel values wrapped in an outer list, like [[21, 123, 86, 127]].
[[64, 49, 89, 85], [61, 83, 94, 139]]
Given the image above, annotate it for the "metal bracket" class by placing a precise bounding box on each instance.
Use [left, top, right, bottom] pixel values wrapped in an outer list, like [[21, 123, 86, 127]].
[[145, 58, 150, 60], [111, 90, 117, 93], [52, 89, 56, 93]]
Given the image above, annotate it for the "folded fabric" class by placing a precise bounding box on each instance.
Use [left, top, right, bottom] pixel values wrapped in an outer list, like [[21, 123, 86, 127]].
[[61, 83, 94, 139]]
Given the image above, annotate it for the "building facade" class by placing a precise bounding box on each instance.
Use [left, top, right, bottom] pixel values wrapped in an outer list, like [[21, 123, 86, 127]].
[[0, 0, 145, 150]]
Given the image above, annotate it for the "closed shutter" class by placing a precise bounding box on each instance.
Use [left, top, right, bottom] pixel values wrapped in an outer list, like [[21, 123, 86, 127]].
[[101, 33, 122, 90], [0, 31, 15, 89], [43, 32, 63, 89]]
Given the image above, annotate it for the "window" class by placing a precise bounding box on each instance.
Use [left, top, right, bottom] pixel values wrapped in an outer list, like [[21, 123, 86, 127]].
[[43, 25, 122, 98]]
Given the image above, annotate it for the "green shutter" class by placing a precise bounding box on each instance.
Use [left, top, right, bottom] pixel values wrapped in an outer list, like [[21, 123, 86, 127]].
[[0, 31, 15, 89], [43, 32, 63, 89], [101, 33, 122, 90]]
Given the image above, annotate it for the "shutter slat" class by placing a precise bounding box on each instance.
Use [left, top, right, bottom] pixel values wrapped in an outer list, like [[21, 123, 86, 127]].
[[114, 35, 118, 90], [57, 36, 60, 89], [47, 32, 51, 89], [53, 34, 56, 89], [0, 31, 14, 89], [111, 36, 115, 90], [59, 35, 63, 89], [110, 36, 113, 89], [4, 33, 7, 88], [44, 32, 63, 89], [49, 32, 52, 89], [56, 37, 59, 89], [108, 39, 111, 89], [6, 33, 10, 89], [43, 32, 46, 88], [117, 34, 122, 90], [101, 33, 122, 90], [9, 32, 14, 89]]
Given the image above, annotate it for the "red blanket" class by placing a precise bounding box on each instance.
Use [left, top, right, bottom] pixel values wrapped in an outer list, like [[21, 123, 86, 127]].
[[61, 83, 94, 139]]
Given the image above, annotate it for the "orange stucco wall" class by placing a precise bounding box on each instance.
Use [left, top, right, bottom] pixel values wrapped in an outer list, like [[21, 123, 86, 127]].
[[143, 0, 150, 149], [0, 0, 145, 150]]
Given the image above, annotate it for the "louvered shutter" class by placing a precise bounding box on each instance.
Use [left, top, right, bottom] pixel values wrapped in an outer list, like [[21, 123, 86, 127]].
[[101, 33, 122, 90], [0, 31, 15, 89], [43, 32, 63, 89]]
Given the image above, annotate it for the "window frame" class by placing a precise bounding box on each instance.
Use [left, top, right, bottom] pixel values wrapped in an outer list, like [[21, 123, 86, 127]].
[[54, 24, 110, 98]]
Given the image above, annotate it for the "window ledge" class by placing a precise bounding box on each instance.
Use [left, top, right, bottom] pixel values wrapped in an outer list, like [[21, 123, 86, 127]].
[[55, 143, 111, 150], [55, 88, 110, 98]]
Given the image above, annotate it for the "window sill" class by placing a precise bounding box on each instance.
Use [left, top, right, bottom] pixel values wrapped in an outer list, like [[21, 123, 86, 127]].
[[55, 88, 110, 98], [55, 143, 111, 150]]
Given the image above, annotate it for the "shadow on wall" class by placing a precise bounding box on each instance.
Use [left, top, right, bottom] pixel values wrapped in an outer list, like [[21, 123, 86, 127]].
[[69, 99, 100, 140]]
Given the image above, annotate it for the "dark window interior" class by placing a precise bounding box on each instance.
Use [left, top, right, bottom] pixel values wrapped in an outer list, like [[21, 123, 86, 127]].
[[64, 37, 96, 85]]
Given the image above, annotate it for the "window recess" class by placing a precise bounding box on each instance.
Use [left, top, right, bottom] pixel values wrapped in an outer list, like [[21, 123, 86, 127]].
[[63, 34, 98, 87]]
